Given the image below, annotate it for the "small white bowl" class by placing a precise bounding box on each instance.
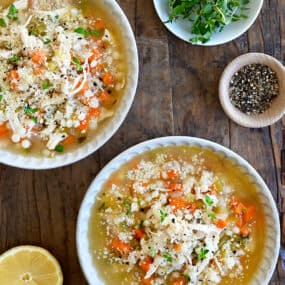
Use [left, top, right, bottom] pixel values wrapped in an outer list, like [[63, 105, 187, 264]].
[[153, 0, 264, 46], [76, 136, 280, 285], [219, 53, 285, 128], [0, 0, 139, 169]]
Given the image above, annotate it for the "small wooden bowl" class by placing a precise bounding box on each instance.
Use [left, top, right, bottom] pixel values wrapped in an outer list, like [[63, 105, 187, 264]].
[[219, 53, 285, 128]]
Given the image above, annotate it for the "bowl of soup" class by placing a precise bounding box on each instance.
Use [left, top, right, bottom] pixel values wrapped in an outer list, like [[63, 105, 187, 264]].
[[0, 0, 138, 169], [77, 136, 280, 285]]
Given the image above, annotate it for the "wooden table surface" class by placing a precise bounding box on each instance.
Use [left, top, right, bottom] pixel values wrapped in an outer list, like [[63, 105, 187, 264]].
[[0, 0, 284, 284]]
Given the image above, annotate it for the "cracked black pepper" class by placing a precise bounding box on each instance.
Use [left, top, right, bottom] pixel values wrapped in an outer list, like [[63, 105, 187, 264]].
[[229, 64, 279, 115]]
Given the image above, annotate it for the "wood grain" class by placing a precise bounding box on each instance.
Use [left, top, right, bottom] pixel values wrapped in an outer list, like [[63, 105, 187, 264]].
[[0, 0, 284, 284]]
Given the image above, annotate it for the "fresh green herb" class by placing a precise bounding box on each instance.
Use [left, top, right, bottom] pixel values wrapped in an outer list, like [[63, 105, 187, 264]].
[[32, 117, 38, 124], [8, 55, 20, 63], [167, 0, 250, 43], [150, 247, 156, 257], [72, 57, 83, 71], [42, 81, 53, 90], [7, 4, 18, 21], [75, 27, 88, 38], [78, 136, 87, 144], [183, 274, 190, 282], [160, 208, 168, 222], [88, 29, 101, 37], [208, 212, 216, 219], [162, 252, 173, 262], [135, 220, 145, 229], [196, 248, 209, 261], [0, 95, 2, 102], [55, 144, 64, 153], [74, 27, 101, 38], [98, 202, 106, 211], [44, 38, 52, 44], [123, 199, 131, 215], [24, 105, 38, 116], [55, 15, 59, 20], [205, 195, 213, 206], [0, 18, 7, 27]]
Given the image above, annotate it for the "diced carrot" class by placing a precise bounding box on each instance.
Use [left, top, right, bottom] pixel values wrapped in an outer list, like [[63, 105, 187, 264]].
[[167, 169, 179, 179], [33, 68, 43, 76], [168, 182, 183, 192], [89, 107, 101, 118], [98, 91, 114, 105], [8, 70, 19, 81], [243, 205, 255, 222], [0, 124, 9, 136], [88, 49, 102, 63], [91, 63, 104, 72], [110, 238, 132, 255], [93, 18, 106, 30], [78, 118, 89, 131], [76, 81, 89, 95], [139, 257, 153, 272], [173, 243, 181, 251], [168, 197, 195, 212], [63, 135, 75, 146], [172, 277, 188, 285], [134, 228, 145, 240], [102, 72, 114, 86], [215, 218, 229, 229], [141, 276, 155, 285], [239, 225, 250, 237], [32, 49, 47, 66]]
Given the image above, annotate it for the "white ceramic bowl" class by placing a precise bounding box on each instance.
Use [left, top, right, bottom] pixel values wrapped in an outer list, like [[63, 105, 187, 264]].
[[153, 0, 264, 46], [76, 136, 280, 285], [0, 0, 139, 169]]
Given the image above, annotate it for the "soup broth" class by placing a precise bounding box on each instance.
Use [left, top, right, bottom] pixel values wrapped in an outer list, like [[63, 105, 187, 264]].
[[89, 146, 265, 285], [0, 0, 128, 157]]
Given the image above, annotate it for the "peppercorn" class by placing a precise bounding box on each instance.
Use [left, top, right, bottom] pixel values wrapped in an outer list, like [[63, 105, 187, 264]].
[[229, 64, 279, 115]]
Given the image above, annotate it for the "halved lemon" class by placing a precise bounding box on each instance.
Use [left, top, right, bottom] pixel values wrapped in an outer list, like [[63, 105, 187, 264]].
[[0, 245, 63, 285]]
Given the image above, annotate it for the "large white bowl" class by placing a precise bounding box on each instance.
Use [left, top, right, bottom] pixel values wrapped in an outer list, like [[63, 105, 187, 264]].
[[76, 136, 280, 285], [0, 0, 139, 169], [153, 0, 264, 46]]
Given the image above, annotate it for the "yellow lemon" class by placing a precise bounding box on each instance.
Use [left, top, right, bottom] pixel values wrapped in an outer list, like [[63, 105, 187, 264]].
[[0, 245, 63, 285]]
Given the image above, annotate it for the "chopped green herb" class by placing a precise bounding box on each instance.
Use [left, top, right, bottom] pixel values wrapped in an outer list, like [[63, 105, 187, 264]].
[[74, 27, 101, 39], [205, 195, 213, 206], [44, 38, 52, 44], [167, 0, 250, 43], [208, 212, 216, 220], [89, 29, 101, 37], [183, 274, 190, 282], [32, 117, 38, 124], [55, 144, 64, 153], [24, 105, 38, 116], [74, 27, 88, 38], [0, 95, 2, 102], [8, 55, 20, 63], [160, 208, 168, 222], [98, 202, 106, 211], [0, 18, 7, 27], [55, 15, 59, 20], [72, 57, 83, 71], [150, 247, 156, 257], [7, 4, 18, 21], [162, 252, 173, 262], [135, 220, 145, 229], [196, 248, 209, 261], [123, 199, 131, 215], [78, 136, 87, 144], [42, 81, 53, 90]]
